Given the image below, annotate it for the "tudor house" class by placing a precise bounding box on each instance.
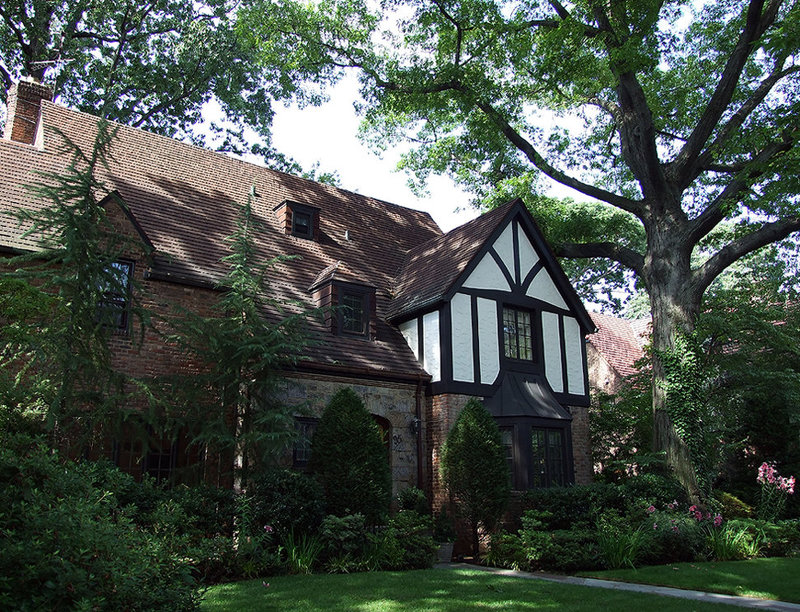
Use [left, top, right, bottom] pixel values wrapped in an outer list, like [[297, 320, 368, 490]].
[[0, 80, 594, 502]]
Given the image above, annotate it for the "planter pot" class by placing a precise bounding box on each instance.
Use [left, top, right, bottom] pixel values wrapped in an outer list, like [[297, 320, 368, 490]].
[[437, 542, 454, 563]]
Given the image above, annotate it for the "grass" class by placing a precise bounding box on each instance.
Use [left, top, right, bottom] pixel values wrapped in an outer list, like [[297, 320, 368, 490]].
[[200, 567, 737, 611], [582, 557, 800, 603]]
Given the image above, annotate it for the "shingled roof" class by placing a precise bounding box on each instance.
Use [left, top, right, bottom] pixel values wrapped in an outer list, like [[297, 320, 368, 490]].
[[0, 101, 445, 379], [387, 201, 515, 320]]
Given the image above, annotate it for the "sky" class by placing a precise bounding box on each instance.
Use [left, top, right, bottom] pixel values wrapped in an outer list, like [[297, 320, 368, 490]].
[[268, 74, 481, 233]]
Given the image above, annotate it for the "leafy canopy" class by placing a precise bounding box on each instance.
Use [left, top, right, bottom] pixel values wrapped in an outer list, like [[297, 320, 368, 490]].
[[0, 0, 340, 168]]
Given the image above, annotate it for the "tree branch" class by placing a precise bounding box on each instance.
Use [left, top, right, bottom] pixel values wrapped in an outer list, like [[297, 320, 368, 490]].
[[692, 215, 800, 297], [671, 0, 782, 185], [686, 62, 800, 188], [471, 97, 643, 215], [555, 240, 645, 274], [687, 131, 796, 245]]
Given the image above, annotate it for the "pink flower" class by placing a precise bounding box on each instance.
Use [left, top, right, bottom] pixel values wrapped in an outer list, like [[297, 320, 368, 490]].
[[667, 500, 678, 510], [647, 505, 656, 514], [653, 523, 658, 530], [689, 505, 697, 513], [672, 525, 680, 533], [713, 514, 723, 527], [264, 525, 274, 533], [694, 511, 703, 521]]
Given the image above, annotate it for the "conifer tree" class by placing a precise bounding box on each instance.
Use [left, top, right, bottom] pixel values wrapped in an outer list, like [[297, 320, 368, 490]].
[[310, 387, 391, 525], [440, 398, 510, 556]]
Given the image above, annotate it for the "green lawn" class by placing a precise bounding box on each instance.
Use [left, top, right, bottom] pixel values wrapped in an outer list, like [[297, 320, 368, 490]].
[[582, 557, 800, 603], [200, 568, 737, 611]]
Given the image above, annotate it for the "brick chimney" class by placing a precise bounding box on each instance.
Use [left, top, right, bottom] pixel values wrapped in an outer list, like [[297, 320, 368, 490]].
[[3, 80, 53, 145]]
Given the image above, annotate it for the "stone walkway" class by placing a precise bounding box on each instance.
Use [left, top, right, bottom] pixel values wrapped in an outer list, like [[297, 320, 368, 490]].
[[438, 563, 800, 611]]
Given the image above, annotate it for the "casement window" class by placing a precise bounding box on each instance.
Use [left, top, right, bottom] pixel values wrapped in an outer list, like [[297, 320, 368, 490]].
[[502, 306, 534, 361], [336, 285, 373, 337], [97, 260, 133, 330], [143, 431, 178, 484], [500, 427, 515, 479], [341, 291, 367, 335], [495, 418, 571, 490], [293, 418, 318, 468], [530, 427, 567, 488]]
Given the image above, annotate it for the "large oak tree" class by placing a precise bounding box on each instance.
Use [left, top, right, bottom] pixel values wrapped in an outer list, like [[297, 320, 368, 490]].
[[248, 0, 800, 496]]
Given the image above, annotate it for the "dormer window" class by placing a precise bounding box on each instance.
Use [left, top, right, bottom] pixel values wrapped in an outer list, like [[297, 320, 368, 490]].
[[274, 200, 319, 240], [293, 210, 312, 238], [341, 290, 367, 335]]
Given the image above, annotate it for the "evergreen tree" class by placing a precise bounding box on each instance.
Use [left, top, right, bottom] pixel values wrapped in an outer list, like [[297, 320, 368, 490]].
[[0, 121, 147, 446], [166, 194, 311, 488], [440, 398, 510, 556], [310, 387, 391, 525]]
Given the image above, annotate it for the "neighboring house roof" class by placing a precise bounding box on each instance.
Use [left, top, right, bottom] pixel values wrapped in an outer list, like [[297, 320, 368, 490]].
[[0, 101, 444, 379], [588, 311, 649, 380]]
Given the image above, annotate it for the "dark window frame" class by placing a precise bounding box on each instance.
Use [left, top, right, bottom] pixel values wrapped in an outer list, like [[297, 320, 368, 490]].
[[502, 305, 535, 362], [495, 417, 571, 490], [335, 284, 372, 338], [289, 203, 317, 239], [293, 417, 318, 468], [97, 259, 133, 331]]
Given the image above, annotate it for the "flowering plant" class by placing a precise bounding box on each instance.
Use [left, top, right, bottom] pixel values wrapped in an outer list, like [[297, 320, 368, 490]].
[[756, 462, 795, 522]]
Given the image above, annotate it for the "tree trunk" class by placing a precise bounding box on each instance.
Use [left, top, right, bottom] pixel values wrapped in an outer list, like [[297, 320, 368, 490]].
[[645, 232, 703, 503]]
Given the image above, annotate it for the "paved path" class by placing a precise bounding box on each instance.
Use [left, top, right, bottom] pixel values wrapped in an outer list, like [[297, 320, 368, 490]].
[[438, 563, 800, 611]]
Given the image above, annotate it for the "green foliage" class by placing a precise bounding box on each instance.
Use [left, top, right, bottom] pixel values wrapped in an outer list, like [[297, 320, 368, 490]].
[[310, 388, 391, 525], [283, 531, 324, 575], [698, 271, 800, 507], [0, 433, 199, 611], [247, 469, 325, 540], [319, 514, 369, 560], [396, 486, 429, 516], [705, 523, 762, 562], [433, 507, 457, 543], [0, 0, 341, 170], [380, 511, 438, 570], [596, 525, 645, 570], [167, 197, 311, 485], [657, 334, 716, 493], [440, 397, 510, 555]]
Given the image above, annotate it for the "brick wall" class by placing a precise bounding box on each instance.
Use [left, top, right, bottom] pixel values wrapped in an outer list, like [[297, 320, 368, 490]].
[[426, 392, 474, 513], [569, 405, 593, 484]]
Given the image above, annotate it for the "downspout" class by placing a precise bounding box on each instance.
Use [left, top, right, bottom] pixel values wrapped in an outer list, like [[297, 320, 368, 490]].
[[415, 373, 424, 489]]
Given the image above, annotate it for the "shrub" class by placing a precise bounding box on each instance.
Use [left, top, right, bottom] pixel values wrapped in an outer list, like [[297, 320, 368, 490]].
[[0, 434, 199, 611], [310, 388, 391, 525], [320, 514, 370, 560], [367, 511, 438, 571], [440, 398, 510, 556], [712, 490, 754, 519], [396, 486, 429, 515], [247, 468, 325, 539], [522, 528, 603, 572], [705, 523, 762, 561], [486, 532, 527, 571]]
